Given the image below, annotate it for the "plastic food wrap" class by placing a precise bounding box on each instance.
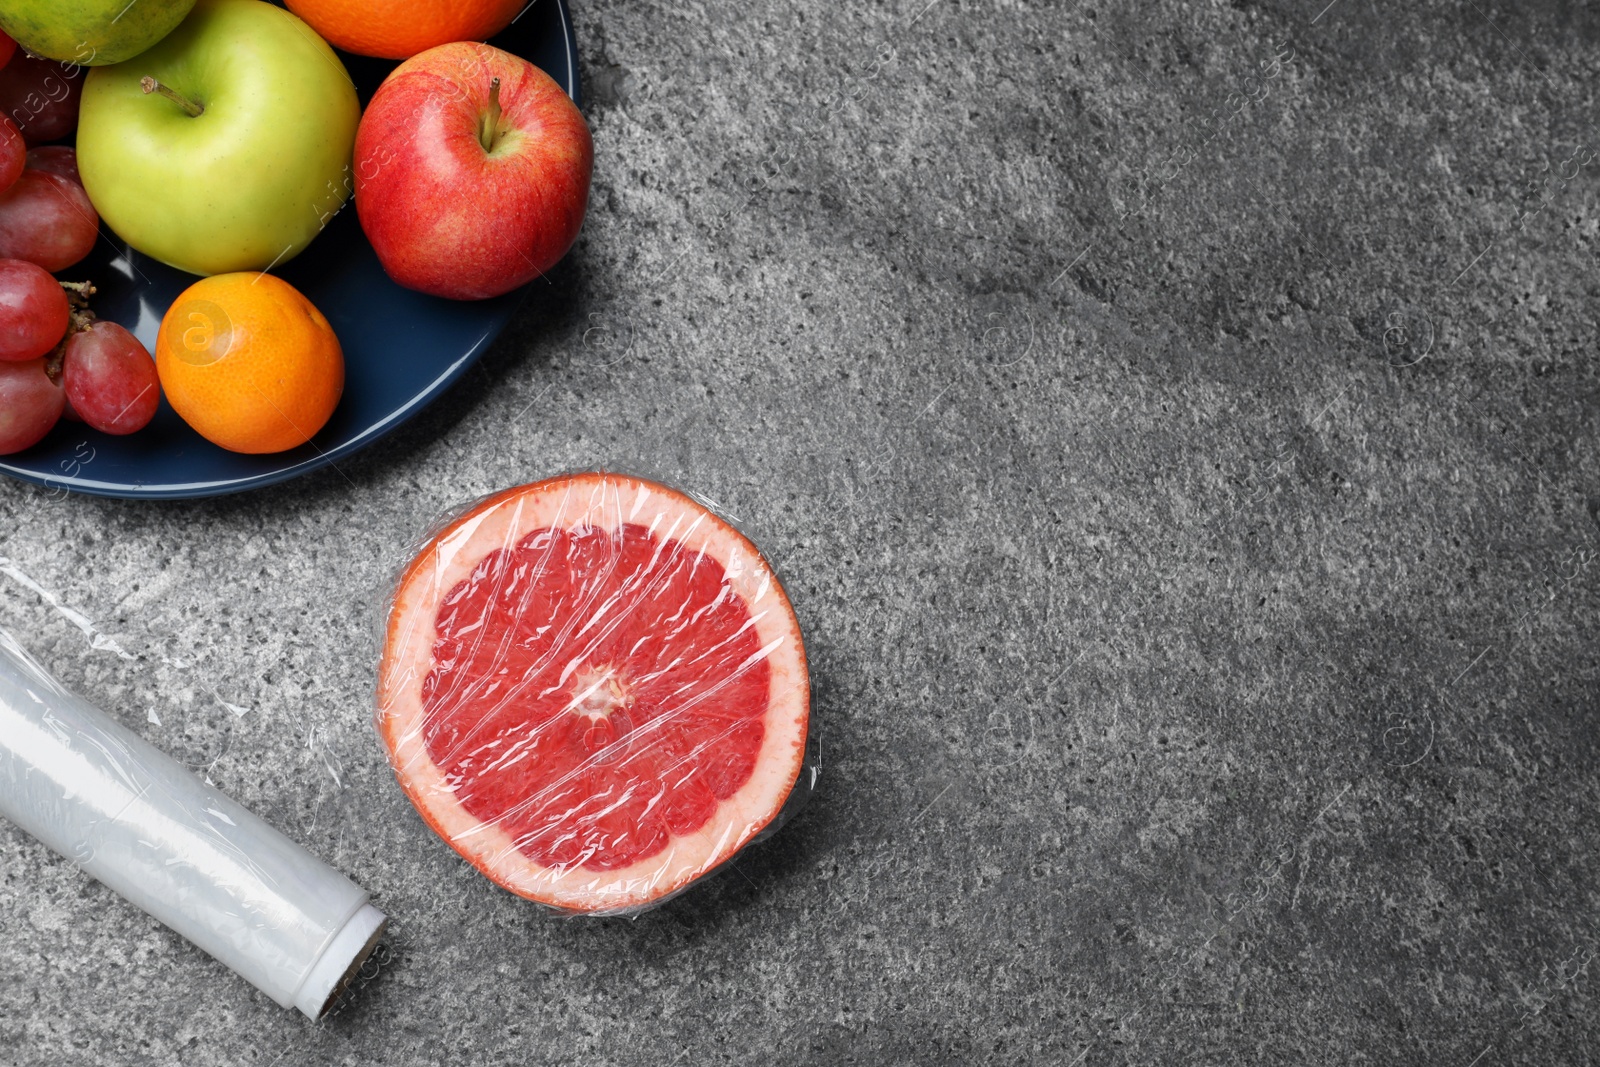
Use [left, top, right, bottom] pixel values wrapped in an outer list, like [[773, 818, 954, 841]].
[[0, 630, 386, 1018], [376, 472, 814, 916]]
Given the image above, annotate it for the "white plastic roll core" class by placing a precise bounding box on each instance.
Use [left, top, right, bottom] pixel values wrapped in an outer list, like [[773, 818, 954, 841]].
[[0, 629, 388, 1019], [293, 902, 387, 1018]]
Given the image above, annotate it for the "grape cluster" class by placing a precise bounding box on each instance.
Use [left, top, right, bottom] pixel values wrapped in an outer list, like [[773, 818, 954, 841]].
[[0, 37, 159, 456]]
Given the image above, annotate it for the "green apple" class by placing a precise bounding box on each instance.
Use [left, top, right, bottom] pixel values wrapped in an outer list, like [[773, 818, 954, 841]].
[[0, 0, 197, 66], [77, 0, 359, 277]]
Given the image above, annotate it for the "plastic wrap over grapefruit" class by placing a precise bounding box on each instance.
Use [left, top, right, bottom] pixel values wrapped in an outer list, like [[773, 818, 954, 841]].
[[376, 473, 812, 915]]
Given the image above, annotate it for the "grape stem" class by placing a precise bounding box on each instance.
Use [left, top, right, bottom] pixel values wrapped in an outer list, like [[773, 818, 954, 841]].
[[42, 286, 99, 386], [43, 333, 66, 385], [140, 76, 204, 117], [59, 279, 96, 310]]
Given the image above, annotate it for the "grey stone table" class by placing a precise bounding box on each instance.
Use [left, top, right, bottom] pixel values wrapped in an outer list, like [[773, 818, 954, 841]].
[[3, 0, 1598, 1063]]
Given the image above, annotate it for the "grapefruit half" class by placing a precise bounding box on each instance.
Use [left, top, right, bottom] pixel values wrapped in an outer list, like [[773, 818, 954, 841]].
[[377, 473, 810, 913]]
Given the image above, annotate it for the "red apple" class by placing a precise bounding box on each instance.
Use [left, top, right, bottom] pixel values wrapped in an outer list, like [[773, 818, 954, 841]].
[[0, 32, 15, 73], [353, 42, 592, 301]]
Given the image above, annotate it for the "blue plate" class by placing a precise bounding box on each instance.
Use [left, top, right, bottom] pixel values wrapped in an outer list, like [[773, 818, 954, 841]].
[[0, 0, 581, 500]]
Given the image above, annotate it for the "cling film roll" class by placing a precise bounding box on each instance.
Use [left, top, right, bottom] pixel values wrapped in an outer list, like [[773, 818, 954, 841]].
[[0, 629, 386, 1018]]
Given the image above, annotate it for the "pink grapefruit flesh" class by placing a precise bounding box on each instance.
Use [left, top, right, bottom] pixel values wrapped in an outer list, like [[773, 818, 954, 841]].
[[378, 473, 810, 913]]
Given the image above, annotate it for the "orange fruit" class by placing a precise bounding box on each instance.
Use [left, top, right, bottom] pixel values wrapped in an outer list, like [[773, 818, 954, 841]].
[[377, 473, 812, 913], [155, 272, 344, 455], [283, 0, 526, 60]]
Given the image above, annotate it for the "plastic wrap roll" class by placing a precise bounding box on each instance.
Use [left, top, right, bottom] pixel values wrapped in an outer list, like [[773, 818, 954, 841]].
[[0, 629, 386, 1019]]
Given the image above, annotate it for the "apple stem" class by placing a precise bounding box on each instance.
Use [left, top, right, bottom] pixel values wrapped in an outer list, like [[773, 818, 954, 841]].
[[478, 77, 504, 153], [140, 76, 204, 118]]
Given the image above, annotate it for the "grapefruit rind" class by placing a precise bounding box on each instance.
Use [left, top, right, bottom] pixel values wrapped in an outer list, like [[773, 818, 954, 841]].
[[377, 473, 810, 913]]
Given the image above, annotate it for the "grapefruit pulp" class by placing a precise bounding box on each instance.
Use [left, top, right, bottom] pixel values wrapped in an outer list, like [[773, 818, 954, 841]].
[[377, 473, 810, 913]]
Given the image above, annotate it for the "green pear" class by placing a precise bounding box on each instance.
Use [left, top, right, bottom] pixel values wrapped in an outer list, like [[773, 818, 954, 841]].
[[0, 0, 198, 66]]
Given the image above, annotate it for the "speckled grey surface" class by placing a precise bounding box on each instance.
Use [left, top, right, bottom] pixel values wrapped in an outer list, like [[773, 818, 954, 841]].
[[3, 0, 1600, 1063]]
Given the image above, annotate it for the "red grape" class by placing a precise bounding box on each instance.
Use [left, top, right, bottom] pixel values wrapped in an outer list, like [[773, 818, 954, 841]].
[[25, 145, 77, 183], [62, 321, 159, 435], [0, 258, 67, 361], [0, 355, 63, 454], [0, 170, 98, 271], [0, 52, 83, 145], [0, 116, 22, 194], [0, 33, 14, 72]]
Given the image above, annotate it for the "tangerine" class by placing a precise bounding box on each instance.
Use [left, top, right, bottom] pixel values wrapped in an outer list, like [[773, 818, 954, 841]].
[[155, 272, 344, 455], [282, 0, 526, 60]]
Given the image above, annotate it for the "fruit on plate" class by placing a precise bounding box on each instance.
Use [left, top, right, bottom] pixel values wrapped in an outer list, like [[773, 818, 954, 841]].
[[0, 30, 15, 71], [0, 169, 98, 271], [78, 0, 361, 277], [0, 50, 85, 144], [0, 0, 198, 66], [154, 272, 343, 453], [62, 321, 160, 435], [354, 42, 592, 301], [377, 473, 811, 913], [284, 0, 526, 61], [0, 355, 62, 454], [0, 258, 67, 360], [0, 277, 156, 450], [25, 145, 77, 183], [0, 116, 22, 192]]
